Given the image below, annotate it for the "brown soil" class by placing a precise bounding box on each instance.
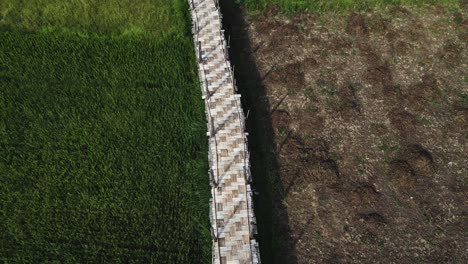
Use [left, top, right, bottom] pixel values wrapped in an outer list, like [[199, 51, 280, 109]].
[[245, 5, 467, 263]]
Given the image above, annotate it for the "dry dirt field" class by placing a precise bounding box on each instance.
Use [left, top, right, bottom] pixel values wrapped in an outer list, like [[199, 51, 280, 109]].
[[236, 3, 467, 263]]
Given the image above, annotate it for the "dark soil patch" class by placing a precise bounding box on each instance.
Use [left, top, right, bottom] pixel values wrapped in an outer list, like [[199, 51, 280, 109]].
[[298, 112, 325, 137], [357, 211, 387, 226], [337, 83, 361, 119], [257, 20, 305, 44], [302, 57, 319, 70], [403, 144, 435, 177], [366, 63, 393, 87], [269, 62, 305, 89], [346, 12, 368, 37], [453, 93, 468, 112], [438, 42, 464, 67], [331, 182, 382, 210], [406, 73, 441, 110], [282, 136, 340, 189], [389, 159, 418, 188], [367, 14, 390, 33], [383, 83, 402, 98], [327, 36, 353, 51], [392, 39, 413, 55], [388, 109, 418, 135], [353, 182, 380, 196], [272, 109, 292, 130]]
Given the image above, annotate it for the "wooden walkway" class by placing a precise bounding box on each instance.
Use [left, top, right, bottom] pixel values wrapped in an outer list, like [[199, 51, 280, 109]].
[[188, 0, 261, 263]]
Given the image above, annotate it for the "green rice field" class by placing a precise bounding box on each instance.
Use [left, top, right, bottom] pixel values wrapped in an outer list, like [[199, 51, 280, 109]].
[[0, 0, 211, 262], [0, 0, 189, 36]]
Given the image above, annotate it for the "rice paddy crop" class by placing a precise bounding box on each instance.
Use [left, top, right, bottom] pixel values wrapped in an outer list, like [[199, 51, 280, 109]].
[[0, 0, 189, 37], [0, 0, 211, 263]]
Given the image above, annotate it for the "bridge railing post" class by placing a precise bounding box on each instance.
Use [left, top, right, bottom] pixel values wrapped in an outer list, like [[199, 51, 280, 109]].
[[210, 168, 218, 187], [198, 41, 203, 63]]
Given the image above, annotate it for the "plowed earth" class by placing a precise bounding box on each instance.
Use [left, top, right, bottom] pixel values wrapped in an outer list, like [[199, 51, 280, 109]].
[[247, 5, 467, 263]]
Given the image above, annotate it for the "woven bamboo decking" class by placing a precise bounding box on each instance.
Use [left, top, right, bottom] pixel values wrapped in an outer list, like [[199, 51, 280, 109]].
[[188, 0, 261, 263]]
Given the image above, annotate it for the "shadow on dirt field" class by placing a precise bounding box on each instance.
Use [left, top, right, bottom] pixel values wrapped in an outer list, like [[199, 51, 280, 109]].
[[219, 2, 468, 263], [220, 1, 297, 263]]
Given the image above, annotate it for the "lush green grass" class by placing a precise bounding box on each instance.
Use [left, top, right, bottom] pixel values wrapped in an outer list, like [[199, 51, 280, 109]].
[[239, 0, 460, 13], [0, 29, 210, 263], [0, 0, 189, 37], [0, 0, 212, 262]]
